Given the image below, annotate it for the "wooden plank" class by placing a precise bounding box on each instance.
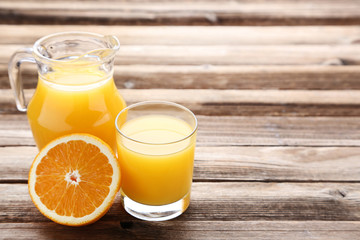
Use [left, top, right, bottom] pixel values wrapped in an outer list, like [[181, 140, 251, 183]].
[[0, 114, 359, 147], [3, 44, 360, 66], [2, 182, 360, 222], [195, 147, 360, 181], [2, 89, 360, 116], [1, 0, 360, 25], [2, 65, 360, 90], [1, 221, 360, 240], [2, 146, 360, 182], [1, 25, 360, 45]]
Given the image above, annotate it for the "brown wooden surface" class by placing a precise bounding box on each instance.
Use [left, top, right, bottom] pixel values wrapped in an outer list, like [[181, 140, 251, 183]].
[[2, 25, 360, 45], [1, 114, 360, 147], [2, 89, 360, 116], [1, 221, 360, 240], [3, 65, 360, 90], [1, 0, 360, 26], [3, 44, 360, 66], [2, 182, 360, 222], [2, 146, 360, 183], [1, 0, 360, 239]]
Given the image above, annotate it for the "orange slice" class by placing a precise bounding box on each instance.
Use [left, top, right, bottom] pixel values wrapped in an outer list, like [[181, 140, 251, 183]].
[[28, 134, 121, 226]]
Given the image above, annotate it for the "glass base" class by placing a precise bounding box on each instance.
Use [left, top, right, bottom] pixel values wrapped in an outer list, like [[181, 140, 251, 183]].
[[120, 191, 190, 221]]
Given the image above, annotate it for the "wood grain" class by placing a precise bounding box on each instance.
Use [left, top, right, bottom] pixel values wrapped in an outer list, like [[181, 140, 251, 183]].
[[2, 65, 360, 90], [2, 146, 360, 182], [0, 114, 359, 147], [1, 0, 360, 238], [2, 89, 360, 116], [1, 221, 360, 240], [1, 25, 360, 45], [3, 44, 360, 66], [2, 183, 360, 222], [1, 0, 360, 25]]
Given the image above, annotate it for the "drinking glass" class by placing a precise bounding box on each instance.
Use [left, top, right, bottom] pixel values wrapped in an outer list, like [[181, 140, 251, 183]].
[[115, 101, 198, 221]]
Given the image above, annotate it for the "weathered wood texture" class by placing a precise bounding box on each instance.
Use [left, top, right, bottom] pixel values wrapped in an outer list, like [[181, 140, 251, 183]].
[[2, 25, 360, 92], [2, 183, 360, 222], [1, 221, 360, 240], [1, 25, 360, 45], [2, 89, 360, 116], [2, 44, 360, 66], [1, 114, 359, 147], [2, 146, 360, 182], [1, 0, 360, 25], [2, 65, 360, 90], [2, 0, 360, 238]]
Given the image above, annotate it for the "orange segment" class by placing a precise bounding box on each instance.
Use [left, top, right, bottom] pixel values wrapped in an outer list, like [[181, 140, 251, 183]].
[[28, 134, 121, 226]]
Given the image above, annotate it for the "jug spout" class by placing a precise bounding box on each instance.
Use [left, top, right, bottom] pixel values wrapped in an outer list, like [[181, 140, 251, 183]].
[[78, 35, 120, 63], [77, 36, 119, 65], [104, 35, 120, 52]]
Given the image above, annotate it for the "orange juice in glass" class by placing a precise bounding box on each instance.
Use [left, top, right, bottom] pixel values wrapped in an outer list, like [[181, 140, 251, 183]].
[[8, 32, 126, 151], [116, 101, 198, 221]]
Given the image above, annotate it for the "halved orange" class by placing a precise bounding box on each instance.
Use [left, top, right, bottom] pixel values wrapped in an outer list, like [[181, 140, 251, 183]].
[[28, 134, 121, 226]]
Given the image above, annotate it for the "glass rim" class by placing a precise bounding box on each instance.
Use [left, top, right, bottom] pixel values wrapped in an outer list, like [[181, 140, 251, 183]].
[[32, 31, 120, 64], [115, 101, 198, 145]]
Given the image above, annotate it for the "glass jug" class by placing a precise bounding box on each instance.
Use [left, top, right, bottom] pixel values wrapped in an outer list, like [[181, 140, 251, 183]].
[[8, 32, 126, 151]]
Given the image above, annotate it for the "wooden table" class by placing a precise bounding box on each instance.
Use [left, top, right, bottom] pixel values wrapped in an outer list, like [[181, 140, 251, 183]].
[[1, 1, 360, 239]]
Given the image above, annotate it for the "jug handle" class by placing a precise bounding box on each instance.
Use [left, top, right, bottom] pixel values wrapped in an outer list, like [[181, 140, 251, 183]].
[[8, 48, 36, 112]]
